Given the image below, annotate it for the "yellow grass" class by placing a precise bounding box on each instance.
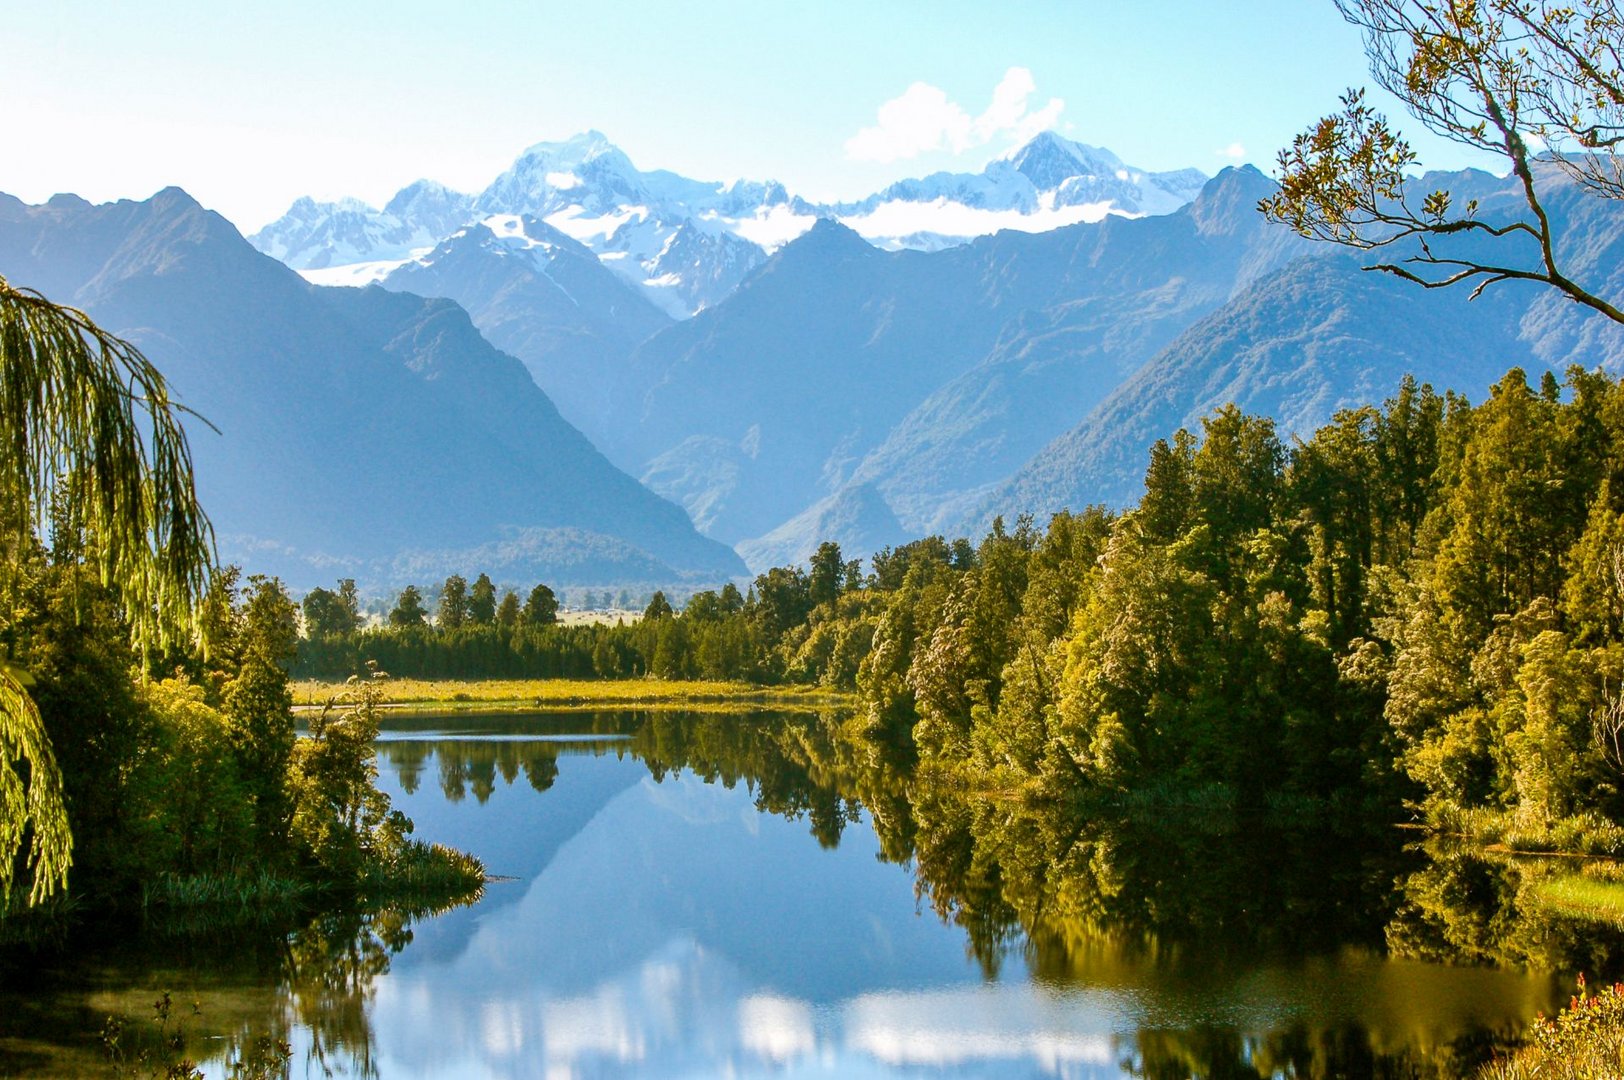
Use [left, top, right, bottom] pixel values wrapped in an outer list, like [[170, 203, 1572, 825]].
[[555, 608, 643, 627], [292, 677, 847, 713]]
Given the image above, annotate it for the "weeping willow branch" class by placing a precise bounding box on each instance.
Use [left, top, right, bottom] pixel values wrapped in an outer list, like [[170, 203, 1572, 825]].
[[0, 273, 215, 654], [0, 273, 216, 906], [0, 666, 70, 906]]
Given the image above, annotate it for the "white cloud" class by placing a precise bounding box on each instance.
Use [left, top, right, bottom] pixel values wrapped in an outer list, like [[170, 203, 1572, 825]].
[[840, 197, 1127, 247], [845, 67, 1064, 163], [1217, 141, 1247, 161]]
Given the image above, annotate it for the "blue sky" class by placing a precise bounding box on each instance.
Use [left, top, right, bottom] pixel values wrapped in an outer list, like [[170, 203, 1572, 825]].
[[5, 0, 1504, 231]]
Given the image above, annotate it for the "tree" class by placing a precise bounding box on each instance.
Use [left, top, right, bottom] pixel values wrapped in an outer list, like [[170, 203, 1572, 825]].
[[388, 586, 428, 628], [523, 583, 558, 625], [496, 590, 521, 630], [644, 591, 674, 620], [0, 273, 215, 907], [302, 585, 357, 640], [1262, 0, 1624, 323], [223, 575, 299, 852], [438, 575, 469, 629], [470, 573, 497, 626], [808, 541, 846, 608], [337, 578, 360, 627]]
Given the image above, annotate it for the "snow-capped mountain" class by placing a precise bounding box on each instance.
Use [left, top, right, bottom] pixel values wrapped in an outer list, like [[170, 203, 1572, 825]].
[[250, 180, 474, 282], [468, 130, 815, 317], [248, 131, 1208, 318], [833, 132, 1210, 249]]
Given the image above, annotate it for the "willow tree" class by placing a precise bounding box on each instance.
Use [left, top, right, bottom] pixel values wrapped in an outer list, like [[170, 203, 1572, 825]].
[[0, 272, 214, 907], [1262, 0, 1624, 324]]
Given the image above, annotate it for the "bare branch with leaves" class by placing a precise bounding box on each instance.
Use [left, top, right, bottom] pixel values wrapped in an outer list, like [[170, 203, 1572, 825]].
[[1260, 0, 1624, 324]]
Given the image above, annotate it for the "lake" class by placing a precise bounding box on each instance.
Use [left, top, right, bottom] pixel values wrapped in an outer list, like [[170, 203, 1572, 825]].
[[2, 708, 1616, 1078]]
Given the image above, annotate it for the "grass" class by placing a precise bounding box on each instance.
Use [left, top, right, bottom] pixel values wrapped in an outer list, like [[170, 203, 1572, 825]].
[[140, 869, 314, 918], [358, 840, 487, 911], [135, 842, 487, 932], [291, 676, 847, 712], [1427, 804, 1624, 857], [1530, 862, 1624, 928]]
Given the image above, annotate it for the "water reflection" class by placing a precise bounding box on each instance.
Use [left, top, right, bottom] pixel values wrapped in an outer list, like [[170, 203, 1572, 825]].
[[3, 708, 1618, 1079]]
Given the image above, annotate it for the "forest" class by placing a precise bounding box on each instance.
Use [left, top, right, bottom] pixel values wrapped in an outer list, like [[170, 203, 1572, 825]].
[[300, 366, 1624, 854]]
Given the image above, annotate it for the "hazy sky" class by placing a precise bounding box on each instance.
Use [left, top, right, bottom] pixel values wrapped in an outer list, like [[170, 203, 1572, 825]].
[[6, 1, 1504, 232]]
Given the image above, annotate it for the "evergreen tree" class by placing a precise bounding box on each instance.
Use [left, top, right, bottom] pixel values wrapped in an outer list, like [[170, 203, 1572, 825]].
[[389, 586, 428, 627], [439, 575, 470, 630], [470, 573, 497, 625], [496, 590, 522, 630], [223, 576, 299, 855], [808, 541, 846, 608], [302, 586, 355, 640], [523, 583, 559, 625]]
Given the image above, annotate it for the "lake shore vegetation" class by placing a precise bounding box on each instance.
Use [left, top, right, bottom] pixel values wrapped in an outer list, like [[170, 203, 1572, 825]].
[[0, 283, 483, 938]]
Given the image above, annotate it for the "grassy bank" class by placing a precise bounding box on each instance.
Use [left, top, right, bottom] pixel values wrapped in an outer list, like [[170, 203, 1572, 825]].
[[139, 840, 484, 916], [1532, 872, 1624, 929], [292, 676, 848, 712], [1428, 805, 1624, 857]]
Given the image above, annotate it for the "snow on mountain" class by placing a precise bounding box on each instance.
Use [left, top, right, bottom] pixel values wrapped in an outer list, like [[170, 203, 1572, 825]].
[[249, 179, 474, 274], [468, 131, 812, 317], [831, 132, 1210, 249], [249, 130, 1207, 318]]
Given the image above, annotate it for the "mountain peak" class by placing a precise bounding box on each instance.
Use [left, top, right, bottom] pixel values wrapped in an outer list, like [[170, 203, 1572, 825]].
[[516, 130, 622, 166], [1185, 165, 1278, 236], [1005, 131, 1125, 189], [45, 192, 94, 212]]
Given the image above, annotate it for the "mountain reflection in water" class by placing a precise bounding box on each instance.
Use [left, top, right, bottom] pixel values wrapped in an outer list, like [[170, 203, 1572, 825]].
[[2, 708, 1618, 1079]]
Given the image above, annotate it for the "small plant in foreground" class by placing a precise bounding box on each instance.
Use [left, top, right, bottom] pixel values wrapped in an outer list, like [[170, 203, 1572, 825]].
[[103, 990, 292, 1079], [1479, 974, 1624, 1079]]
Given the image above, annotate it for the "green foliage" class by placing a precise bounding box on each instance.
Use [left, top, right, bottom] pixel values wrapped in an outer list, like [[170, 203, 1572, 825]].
[[0, 665, 69, 907], [301, 583, 358, 640], [437, 575, 469, 630], [133, 678, 255, 875], [222, 577, 299, 855], [0, 275, 216, 909], [287, 667, 403, 881], [1480, 977, 1624, 1080], [469, 573, 496, 626], [523, 582, 558, 625], [286, 366, 1624, 845], [495, 590, 521, 629], [388, 585, 428, 627]]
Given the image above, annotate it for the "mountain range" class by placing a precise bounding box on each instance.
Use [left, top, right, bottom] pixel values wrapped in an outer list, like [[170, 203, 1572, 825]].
[[616, 160, 1622, 569], [0, 188, 744, 589], [250, 131, 1209, 319], [14, 134, 1624, 587]]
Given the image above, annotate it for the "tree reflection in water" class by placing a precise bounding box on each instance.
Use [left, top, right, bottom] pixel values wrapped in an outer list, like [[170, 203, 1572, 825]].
[[12, 708, 1620, 1079]]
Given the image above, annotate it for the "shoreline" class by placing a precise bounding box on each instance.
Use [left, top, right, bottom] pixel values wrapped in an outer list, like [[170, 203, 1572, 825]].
[[292, 677, 851, 713]]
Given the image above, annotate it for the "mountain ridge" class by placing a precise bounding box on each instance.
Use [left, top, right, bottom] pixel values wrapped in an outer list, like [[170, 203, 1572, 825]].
[[0, 186, 746, 588], [249, 130, 1210, 318]]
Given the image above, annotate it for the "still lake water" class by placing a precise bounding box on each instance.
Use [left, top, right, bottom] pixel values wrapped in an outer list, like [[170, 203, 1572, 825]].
[[3, 708, 1616, 1078]]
